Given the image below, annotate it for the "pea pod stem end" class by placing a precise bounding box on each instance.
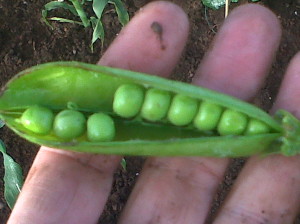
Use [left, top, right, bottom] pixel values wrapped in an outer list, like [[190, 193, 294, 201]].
[[275, 110, 300, 156]]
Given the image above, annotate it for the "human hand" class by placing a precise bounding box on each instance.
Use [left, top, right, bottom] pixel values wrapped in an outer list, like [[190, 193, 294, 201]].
[[8, 1, 300, 223]]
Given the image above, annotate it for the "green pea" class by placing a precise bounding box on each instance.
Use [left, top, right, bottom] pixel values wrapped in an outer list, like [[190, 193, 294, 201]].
[[217, 109, 248, 135], [87, 113, 115, 142], [193, 102, 223, 131], [54, 110, 86, 140], [168, 94, 198, 126], [245, 119, 270, 135], [20, 105, 54, 135], [113, 84, 144, 118], [141, 88, 171, 121]]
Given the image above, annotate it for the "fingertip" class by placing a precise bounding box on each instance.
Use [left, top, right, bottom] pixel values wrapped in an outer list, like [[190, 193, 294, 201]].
[[194, 3, 281, 100], [272, 51, 300, 116], [141, 1, 189, 22], [228, 4, 281, 35], [99, 1, 189, 77]]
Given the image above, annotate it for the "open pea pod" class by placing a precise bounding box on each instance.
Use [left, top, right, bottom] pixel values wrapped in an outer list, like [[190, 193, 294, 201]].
[[0, 61, 299, 157]]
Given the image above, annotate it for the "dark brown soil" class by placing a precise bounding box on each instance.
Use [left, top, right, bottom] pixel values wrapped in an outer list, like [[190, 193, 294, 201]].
[[0, 0, 299, 223]]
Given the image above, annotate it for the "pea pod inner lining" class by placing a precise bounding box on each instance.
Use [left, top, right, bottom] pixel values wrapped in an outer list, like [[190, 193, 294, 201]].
[[0, 62, 281, 131]]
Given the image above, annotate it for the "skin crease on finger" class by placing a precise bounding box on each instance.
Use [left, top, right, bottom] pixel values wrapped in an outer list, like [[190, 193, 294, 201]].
[[213, 53, 300, 224], [7, 2, 189, 224], [118, 4, 281, 224]]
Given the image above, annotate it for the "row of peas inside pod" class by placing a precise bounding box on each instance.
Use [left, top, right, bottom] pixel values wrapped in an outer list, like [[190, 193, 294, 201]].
[[20, 107, 115, 142], [113, 84, 271, 136], [19, 83, 272, 143]]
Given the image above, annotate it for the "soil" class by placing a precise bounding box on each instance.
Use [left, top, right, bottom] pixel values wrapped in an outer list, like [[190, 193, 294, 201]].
[[0, 0, 299, 223]]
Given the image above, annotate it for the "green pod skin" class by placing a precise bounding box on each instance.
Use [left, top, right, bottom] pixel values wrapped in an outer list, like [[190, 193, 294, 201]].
[[0, 61, 300, 157]]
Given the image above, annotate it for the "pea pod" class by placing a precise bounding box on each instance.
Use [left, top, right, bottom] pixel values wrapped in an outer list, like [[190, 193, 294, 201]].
[[0, 61, 299, 157]]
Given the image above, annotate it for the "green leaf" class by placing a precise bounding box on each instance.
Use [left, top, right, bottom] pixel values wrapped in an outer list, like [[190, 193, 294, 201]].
[[43, 1, 78, 16], [93, 0, 109, 19], [70, 0, 90, 27], [0, 120, 4, 128], [90, 17, 105, 51], [82, 0, 93, 4], [202, 0, 261, 10], [49, 17, 83, 25], [42, 0, 129, 51], [121, 158, 127, 171], [109, 0, 129, 26], [202, 0, 226, 10], [0, 140, 23, 209], [42, 9, 54, 29], [42, 1, 78, 29]]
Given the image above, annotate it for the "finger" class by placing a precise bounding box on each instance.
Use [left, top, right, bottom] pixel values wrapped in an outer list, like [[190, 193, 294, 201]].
[[272, 52, 300, 116], [100, 1, 189, 77], [7, 2, 189, 224], [194, 4, 280, 100], [119, 4, 281, 224], [213, 53, 300, 224]]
